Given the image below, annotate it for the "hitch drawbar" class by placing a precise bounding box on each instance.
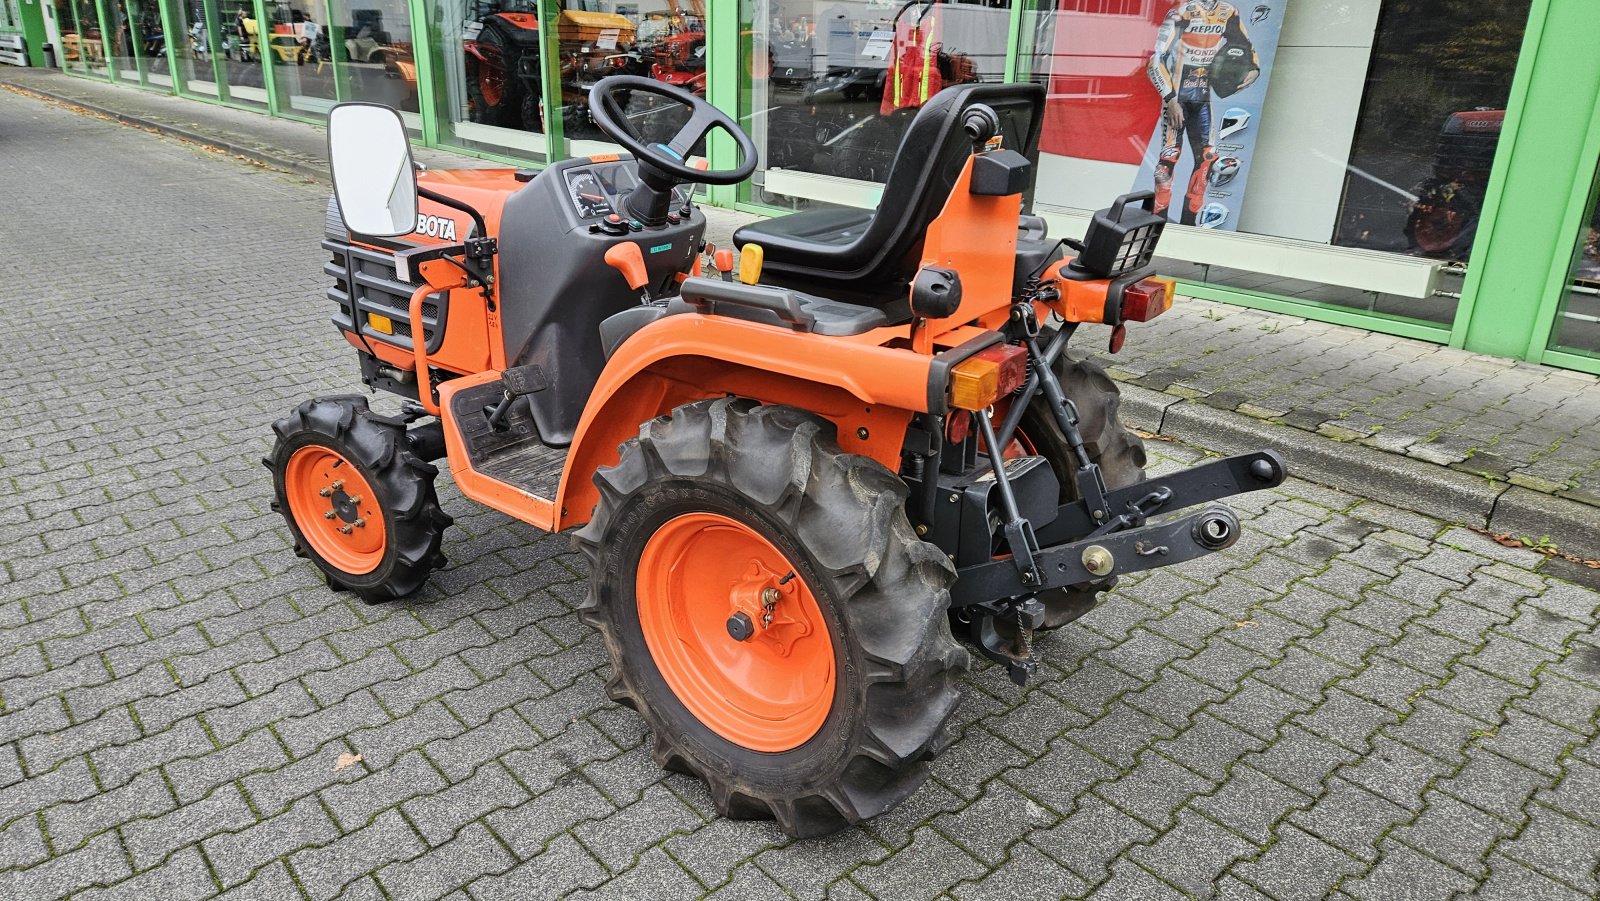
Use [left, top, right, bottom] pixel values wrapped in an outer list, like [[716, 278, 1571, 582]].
[[946, 449, 1287, 609]]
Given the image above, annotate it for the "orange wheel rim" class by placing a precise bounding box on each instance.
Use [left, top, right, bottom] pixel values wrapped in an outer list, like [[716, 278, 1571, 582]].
[[636, 512, 835, 752], [481, 70, 503, 107], [284, 446, 387, 575]]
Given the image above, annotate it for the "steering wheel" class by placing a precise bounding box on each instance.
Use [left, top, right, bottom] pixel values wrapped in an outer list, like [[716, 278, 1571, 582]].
[[588, 75, 758, 224]]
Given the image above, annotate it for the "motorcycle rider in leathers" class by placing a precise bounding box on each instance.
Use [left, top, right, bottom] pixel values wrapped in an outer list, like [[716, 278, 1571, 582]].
[[1146, 0, 1259, 225]]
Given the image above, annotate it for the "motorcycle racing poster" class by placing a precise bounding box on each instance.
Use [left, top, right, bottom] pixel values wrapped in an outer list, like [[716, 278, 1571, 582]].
[[1133, 0, 1287, 230]]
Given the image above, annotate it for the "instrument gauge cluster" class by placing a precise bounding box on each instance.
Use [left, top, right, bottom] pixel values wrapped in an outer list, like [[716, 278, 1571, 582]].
[[566, 170, 614, 219]]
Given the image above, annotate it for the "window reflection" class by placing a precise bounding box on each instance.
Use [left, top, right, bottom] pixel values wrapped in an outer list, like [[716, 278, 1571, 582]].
[[745, 0, 1012, 207], [1549, 172, 1600, 356]]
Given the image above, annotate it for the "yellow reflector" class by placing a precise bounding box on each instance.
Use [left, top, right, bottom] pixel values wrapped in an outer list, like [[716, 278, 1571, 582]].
[[739, 243, 764, 286], [949, 357, 1001, 411], [368, 312, 394, 334]]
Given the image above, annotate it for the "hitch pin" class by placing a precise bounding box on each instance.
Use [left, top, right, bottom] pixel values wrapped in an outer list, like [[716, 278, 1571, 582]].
[[1134, 542, 1169, 557]]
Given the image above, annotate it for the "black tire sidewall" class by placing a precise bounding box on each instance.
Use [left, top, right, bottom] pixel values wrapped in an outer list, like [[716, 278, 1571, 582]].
[[596, 478, 867, 787]]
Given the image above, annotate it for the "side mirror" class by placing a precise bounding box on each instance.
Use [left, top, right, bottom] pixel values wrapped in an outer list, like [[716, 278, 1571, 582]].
[[328, 102, 417, 238]]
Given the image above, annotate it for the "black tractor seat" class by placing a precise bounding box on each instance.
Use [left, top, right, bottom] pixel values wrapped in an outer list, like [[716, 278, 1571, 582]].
[[734, 82, 1046, 316]]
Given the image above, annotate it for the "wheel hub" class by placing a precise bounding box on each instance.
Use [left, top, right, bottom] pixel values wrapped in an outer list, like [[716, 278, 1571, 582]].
[[284, 447, 386, 575], [636, 512, 834, 752]]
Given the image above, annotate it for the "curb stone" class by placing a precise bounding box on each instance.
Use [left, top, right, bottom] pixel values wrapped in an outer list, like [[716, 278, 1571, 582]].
[[1120, 385, 1600, 561]]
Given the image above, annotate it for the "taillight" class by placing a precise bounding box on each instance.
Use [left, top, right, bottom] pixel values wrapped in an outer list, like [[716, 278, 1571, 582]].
[[949, 344, 1027, 411], [1122, 277, 1175, 322]]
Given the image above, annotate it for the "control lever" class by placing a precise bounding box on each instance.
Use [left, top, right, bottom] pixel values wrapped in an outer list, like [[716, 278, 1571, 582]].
[[604, 242, 651, 302], [713, 248, 736, 282]]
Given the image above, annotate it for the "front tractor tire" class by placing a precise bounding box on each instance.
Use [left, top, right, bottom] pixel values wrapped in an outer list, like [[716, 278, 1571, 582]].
[[267, 396, 451, 603], [575, 399, 967, 837]]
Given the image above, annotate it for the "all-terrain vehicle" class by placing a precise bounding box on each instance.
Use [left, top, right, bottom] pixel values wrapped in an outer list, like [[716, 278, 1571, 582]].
[[270, 76, 1287, 836]]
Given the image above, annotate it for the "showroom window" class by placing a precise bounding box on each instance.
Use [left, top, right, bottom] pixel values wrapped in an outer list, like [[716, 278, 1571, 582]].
[[104, 0, 168, 88], [1020, 0, 1532, 326], [165, 0, 224, 98], [1548, 163, 1600, 359], [56, 0, 108, 75], [264, 0, 335, 120], [337, 0, 420, 118], [422, 0, 708, 163], [217, 0, 270, 108], [739, 0, 1014, 209]]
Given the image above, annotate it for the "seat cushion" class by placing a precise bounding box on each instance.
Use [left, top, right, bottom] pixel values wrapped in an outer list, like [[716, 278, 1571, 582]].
[[733, 207, 876, 271]]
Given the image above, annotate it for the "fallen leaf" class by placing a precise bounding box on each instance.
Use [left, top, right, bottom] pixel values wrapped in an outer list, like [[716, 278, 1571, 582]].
[[1133, 429, 1178, 442], [1233, 619, 1257, 629], [335, 752, 363, 771]]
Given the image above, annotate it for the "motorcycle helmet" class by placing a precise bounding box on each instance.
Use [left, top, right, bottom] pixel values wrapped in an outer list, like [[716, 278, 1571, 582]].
[[1209, 156, 1241, 186], [1197, 203, 1230, 229], [1210, 44, 1258, 98], [1218, 107, 1251, 140]]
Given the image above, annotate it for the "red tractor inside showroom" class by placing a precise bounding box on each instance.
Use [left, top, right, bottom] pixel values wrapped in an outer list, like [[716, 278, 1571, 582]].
[[267, 76, 1286, 836]]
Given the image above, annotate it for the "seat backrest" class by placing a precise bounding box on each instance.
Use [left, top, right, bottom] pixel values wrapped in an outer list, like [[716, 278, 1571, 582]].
[[759, 82, 1045, 294]]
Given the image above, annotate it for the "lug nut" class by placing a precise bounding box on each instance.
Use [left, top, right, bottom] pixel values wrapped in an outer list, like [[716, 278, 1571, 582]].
[[726, 612, 755, 641], [319, 487, 332, 497], [338, 524, 354, 535], [324, 510, 337, 520], [331, 480, 344, 491], [348, 495, 363, 506], [353, 518, 366, 529]]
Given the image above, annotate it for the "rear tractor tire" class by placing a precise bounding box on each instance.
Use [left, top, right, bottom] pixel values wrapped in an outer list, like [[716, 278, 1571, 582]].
[[1018, 345, 1148, 629], [574, 398, 968, 837], [266, 396, 451, 603]]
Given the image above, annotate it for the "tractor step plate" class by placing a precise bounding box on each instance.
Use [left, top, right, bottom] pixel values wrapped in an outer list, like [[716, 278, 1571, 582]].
[[447, 377, 568, 501]]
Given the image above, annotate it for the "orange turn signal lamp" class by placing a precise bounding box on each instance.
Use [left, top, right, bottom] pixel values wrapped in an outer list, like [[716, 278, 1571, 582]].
[[949, 343, 1027, 411], [1122, 276, 1175, 322]]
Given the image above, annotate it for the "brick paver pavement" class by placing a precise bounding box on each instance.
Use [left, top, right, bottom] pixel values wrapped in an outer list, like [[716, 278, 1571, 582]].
[[2, 87, 1599, 900]]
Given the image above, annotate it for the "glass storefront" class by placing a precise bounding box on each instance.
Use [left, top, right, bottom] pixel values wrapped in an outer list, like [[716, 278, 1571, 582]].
[[741, 0, 1012, 207], [423, 0, 550, 159], [1549, 166, 1600, 358], [166, 0, 226, 98], [420, 1, 706, 163], [104, 0, 168, 87], [1017, 0, 1529, 327], [57, 0, 110, 75], [338, 0, 419, 115], [218, 0, 270, 108], [265, 0, 334, 120], [43, 0, 1600, 375]]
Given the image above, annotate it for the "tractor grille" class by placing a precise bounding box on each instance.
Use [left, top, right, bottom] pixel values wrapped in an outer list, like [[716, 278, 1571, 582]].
[[322, 238, 444, 353]]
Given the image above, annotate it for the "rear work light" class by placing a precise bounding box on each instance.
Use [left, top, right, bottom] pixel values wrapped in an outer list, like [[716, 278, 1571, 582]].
[[1122, 277, 1175, 322], [1075, 191, 1166, 279], [949, 344, 1027, 411]]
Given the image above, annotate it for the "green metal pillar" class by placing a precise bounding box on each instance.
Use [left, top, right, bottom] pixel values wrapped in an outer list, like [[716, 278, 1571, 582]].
[[405, 0, 438, 145], [252, 0, 280, 113], [323, 0, 351, 102], [204, 0, 230, 102], [703, 0, 739, 207], [537, 0, 563, 163], [1450, 0, 1600, 359], [17, 0, 50, 67]]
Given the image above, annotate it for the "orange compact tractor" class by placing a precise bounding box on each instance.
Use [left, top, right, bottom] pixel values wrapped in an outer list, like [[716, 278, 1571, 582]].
[[268, 77, 1287, 836]]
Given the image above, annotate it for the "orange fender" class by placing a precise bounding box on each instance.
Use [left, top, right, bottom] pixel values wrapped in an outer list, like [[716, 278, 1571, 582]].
[[552, 313, 938, 530]]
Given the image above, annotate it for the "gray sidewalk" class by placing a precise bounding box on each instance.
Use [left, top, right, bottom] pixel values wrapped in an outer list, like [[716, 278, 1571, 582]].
[[8, 67, 1598, 565]]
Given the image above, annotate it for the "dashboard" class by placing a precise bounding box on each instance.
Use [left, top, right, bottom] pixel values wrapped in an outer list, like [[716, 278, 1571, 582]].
[[562, 161, 689, 225]]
